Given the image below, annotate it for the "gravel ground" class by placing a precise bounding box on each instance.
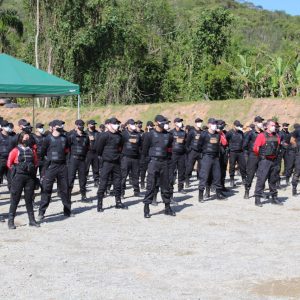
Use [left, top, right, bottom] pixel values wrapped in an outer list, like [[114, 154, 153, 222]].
[[0, 174, 300, 300]]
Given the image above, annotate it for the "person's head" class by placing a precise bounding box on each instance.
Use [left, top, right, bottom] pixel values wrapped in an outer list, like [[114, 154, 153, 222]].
[[75, 119, 85, 132], [195, 118, 203, 129], [108, 118, 121, 133], [266, 119, 276, 133], [146, 121, 154, 132], [1, 120, 11, 134], [99, 124, 105, 132], [217, 120, 226, 132], [282, 123, 289, 131], [51, 120, 65, 135], [254, 116, 264, 130], [87, 120, 97, 131], [35, 123, 44, 134], [126, 119, 136, 132], [233, 120, 243, 132], [174, 118, 183, 130], [18, 131, 30, 147], [18, 119, 32, 134], [154, 115, 169, 131], [136, 120, 143, 131], [208, 118, 217, 132]]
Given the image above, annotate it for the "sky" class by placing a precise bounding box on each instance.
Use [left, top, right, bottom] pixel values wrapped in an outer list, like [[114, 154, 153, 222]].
[[246, 0, 300, 16]]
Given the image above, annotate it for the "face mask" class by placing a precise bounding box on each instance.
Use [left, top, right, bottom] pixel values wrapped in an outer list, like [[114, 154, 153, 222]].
[[90, 125, 95, 130], [129, 124, 136, 131], [78, 126, 84, 131], [217, 125, 224, 131], [257, 123, 263, 129], [37, 128, 45, 134], [111, 124, 119, 131], [236, 126, 243, 131], [138, 124, 142, 129], [270, 126, 276, 133], [56, 127, 64, 133], [176, 122, 183, 128], [196, 122, 202, 128], [147, 126, 153, 131], [210, 124, 217, 131], [164, 124, 169, 130], [3, 126, 10, 133], [22, 127, 32, 134], [23, 140, 30, 147]]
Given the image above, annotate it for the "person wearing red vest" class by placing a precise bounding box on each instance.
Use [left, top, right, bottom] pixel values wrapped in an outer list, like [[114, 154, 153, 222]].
[[253, 119, 283, 207], [6, 132, 40, 229]]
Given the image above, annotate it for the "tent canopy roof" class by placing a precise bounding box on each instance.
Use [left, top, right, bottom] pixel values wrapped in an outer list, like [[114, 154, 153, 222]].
[[0, 54, 80, 97]]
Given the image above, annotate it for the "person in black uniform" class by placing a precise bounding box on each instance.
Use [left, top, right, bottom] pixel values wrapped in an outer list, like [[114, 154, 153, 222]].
[[85, 120, 99, 187], [243, 116, 264, 199], [291, 124, 300, 196], [33, 123, 45, 178], [136, 120, 144, 135], [38, 120, 72, 220], [68, 120, 90, 202], [142, 115, 175, 218], [226, 120, 247, 187], [12, 119, 36, 148], [198, 118, 227, 202], [95, 117, 126, 212], [140, 121, 154, 190], [170, 117, 187, 194], [7, 132, 40, 229], [121, 119, 141, 198], [185, 118, 203, 187]]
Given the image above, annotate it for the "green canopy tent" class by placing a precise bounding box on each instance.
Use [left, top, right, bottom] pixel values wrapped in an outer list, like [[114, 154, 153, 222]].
[[0, 53, 81, 125]]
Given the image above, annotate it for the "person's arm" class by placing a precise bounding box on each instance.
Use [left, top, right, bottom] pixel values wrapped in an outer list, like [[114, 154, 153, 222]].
[[220, 132, 228, 147], [40, 136, 50, 159], [253, 133, 265, 156], [7, 148, 18, 169], [185, 131, 193, 151], [33, 148, 38, 167], [243, 131, 251, 151], [95, 132, 108, 157], [142, 132, 151, 156]]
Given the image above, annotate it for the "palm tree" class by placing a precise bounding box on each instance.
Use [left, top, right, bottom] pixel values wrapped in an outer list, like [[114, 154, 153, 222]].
[[0, 0, 23, 53]]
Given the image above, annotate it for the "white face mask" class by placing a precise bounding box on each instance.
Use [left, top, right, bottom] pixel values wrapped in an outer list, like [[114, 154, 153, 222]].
[[176, 122, 183, 128], [3, 126, 11, 133], [37, 128, 45, 134], [164, 124, 169, 130], [129, 124, 136, 131], [196, 122, 202, 128], [236, 126, 243, 131], [270, 126, 276, 133], [257, 123, 263, 129], [111, 124, 119, 131], [210, 124, 217, 131]]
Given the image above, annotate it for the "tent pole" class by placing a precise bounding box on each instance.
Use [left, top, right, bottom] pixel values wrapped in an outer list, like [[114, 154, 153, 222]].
[[77, 95, 81, 119], [33, 97, 35, 127]]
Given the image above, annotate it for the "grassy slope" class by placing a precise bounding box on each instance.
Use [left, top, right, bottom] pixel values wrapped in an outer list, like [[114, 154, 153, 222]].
[[0, 98, 299, 130]]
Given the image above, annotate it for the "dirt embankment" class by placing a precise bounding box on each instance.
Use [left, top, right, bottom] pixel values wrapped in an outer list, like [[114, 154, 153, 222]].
[[0, 98, 299, 130]]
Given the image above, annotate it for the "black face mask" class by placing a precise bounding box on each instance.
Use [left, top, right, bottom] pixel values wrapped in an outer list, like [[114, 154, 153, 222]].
[[157, 123, 165, 129], [23, 140, 30, 147], [56, 127, 64, 133], [22, 127, 32, 134], [138, 124, 142, 129], [90, 125, 95, 130], [78, 126, 84, 131], [218, 125, 224, 131]]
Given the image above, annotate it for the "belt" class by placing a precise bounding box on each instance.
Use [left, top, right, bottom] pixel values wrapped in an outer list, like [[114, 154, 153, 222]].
[[150, 157, 167, 162]]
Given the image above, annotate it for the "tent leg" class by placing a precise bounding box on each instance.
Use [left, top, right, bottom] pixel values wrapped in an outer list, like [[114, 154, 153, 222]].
[[77, 95, 81, 119], [32, 97, 35, 127]]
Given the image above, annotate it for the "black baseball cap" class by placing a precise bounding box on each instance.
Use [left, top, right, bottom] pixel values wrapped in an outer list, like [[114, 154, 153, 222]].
[[195, 118, 203, 123], [234, 120, 243, 127], [217, 119, 227, 126], [75, 119, 85, 126], [87, 120, 97, 125], [36, 123, 44, 129], [254, 116, 264, 123], [155, 115, 167, 123], [146, 121, 154, 127], [109, 117, 121, 124], [18, 119, 30, 127], [282, 123, 290, 127], [1, 120, 9, 127], [174, 117, 183, 123], [52, 120, 65, 127], [127, 119, 136, 125], [208, 118, 217, 124], [136, 120, 143, 124]]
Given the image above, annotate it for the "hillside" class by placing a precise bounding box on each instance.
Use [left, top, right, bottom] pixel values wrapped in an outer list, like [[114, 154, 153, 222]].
[[0, 98, 299, 130]]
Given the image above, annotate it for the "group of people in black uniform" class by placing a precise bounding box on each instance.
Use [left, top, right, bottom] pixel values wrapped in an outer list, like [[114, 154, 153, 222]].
[[0, 114, 299, 229]]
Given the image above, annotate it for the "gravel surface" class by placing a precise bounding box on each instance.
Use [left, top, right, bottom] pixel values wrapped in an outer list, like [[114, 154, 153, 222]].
[[0, 175, 300, 300]]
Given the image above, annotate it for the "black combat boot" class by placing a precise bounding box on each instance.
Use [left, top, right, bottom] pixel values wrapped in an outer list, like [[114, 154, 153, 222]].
[[121, 193, 125, 200], [185, 179, 190, 188], [151, 193, 158, 206], [255, 197, 263, 207], [97, 198, 104, 212], [115, 200, 127, 209], [271, 195, 283, 206], [134, 191, 140, 197], [144, 204, 150, 218], [292, 187, 297, 196], [28, 212, 40, 227], [221, 186, 229, 192], [140, 182, 145, 190], [244, 188, 250, 199], [0, 215, 5, 222], [204, 186, 210, 199], [8, 213, 16, 230], [216, 191, 227, 201], [242, 178, 246, 186], [94, 181, 99, 188], [286, 177, 290, 186], [164, 203, 176, 216], [230, 177, 235, 188], [198, 190, 204, 203], [178, 184, 187, 194], [81, 193, 90, 203], [170, 194, 177, 205], [63, 208, 75, 217]]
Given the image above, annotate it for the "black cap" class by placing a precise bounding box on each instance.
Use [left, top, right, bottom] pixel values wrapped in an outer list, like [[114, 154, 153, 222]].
[[136, 120, 143, 124], [52, 119, 65, 127], [36, 123, 44, 129], [127, 119, 136, 125], [234, 120, 243, 127], [195, 118, 203, 123], [75, 119, 85, 126], [254, 116, 264, 123], [154, 115, 167, 123], [282, 123, 290, 127], [109, 117, 121, 124], [18, 119, 30, 126], [146, 121, 154, 127], [208, 118, 217, 124], [104, 119, 110, 125], [87, 120, 97, 125], [217, 119, 227, 126], [1, 120, 9, 127], [174, 117, 183, 123]]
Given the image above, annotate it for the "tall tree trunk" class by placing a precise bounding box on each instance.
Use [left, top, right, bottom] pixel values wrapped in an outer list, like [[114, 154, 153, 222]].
[[44, 46, 53, 108], [35, 0, 41, 107]]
